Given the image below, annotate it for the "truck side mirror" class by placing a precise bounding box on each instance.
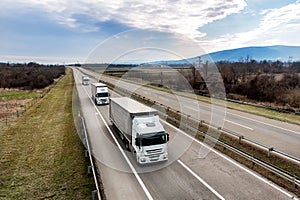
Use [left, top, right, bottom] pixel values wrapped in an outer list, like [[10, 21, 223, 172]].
[[166, 133, 169, 142], [135, 138, 140, 147]]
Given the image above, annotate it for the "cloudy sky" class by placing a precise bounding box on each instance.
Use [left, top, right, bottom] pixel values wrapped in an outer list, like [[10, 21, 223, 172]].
[[0, 0, 299, 64]]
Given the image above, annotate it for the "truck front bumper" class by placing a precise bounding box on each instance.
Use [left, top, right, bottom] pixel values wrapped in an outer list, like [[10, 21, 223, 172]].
[[96, 98, 109, 105], [138, 153, 168, 164]]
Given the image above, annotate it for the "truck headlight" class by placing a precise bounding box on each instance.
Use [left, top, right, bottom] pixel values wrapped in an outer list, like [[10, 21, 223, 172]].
[[163, 153, 168, 160], [140, 157, 146, 162]]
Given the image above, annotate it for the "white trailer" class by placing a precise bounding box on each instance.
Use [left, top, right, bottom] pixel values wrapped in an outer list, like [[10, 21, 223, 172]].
[[91, 82, 109, 105], [82, 75, 90, 85], [109, 97, 169, 164]]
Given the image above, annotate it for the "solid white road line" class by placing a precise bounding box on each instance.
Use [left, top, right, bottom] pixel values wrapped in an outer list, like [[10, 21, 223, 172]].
[[225, 119, 253, 131], [79, 71, 154, 200], [177, 160, 225, 200], [228, 112, 300, 135], [166, 119, 296, 199], [183, 104, 199, 111], [78, 69, 297, 199], [83, 67, 300, 136], [158, 95, 170, 102]]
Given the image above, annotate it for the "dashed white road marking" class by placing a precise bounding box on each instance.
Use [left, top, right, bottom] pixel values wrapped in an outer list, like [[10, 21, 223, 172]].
[[225, 119, 253, 131], [177, 160, 225, 200]]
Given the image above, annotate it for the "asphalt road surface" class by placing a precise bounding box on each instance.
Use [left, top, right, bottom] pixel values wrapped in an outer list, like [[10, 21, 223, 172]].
[[73, 68, 298, 200], [80, 67, 300, 159]]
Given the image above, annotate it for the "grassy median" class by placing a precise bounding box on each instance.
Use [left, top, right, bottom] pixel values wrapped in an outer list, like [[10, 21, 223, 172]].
[[0, 68, 94, 199]]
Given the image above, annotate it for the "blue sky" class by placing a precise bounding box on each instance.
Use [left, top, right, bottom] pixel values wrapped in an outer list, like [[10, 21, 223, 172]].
[[0, 0, 299, 64]]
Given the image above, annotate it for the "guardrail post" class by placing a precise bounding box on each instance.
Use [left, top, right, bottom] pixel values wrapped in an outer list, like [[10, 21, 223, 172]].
[[92, 190, 97, 200], [251, 157, 255, 168], [85, 150, 89, 158], [187, 115, 191, 121], [88, 166, 92, 175], [268, 147, 274, 157], [200, 120, 204, 127], [83, 138, 87, 148], [238, 135, 244, 144]]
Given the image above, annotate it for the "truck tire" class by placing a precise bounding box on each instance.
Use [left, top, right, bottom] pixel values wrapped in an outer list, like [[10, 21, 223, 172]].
[[125, 141, 130, 151], [120, 133, 124, 140]]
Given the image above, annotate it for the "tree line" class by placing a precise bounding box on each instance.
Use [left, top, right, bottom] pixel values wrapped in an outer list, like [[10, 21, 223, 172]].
[[181, 60, 300, 109], [0, 62, 65, 89]]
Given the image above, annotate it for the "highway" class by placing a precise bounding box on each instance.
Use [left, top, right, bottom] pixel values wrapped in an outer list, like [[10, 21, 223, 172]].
[[73, 68, 297, 199], [80, 67, 300, 159]]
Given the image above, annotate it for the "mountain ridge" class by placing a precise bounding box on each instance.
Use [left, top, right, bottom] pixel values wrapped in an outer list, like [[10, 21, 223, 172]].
[[149, 45, 300, 65]]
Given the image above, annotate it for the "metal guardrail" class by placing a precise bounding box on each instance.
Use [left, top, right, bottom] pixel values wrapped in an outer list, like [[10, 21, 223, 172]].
[[80, 113, 101, 200], [140, 94, 300, 188], [80, 68, 300, 162], [73, 69, 102, 199], [127, 86, 300, 162], [107, 83, 300, 188], [135, 94, 300, 188], [225, 98, 299, 115], [78, 68, 300, 189]]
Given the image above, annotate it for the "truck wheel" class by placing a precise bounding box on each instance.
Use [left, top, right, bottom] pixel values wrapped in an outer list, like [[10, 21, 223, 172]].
[[125, 142, 130, 151], [120, 133, 124, 140]]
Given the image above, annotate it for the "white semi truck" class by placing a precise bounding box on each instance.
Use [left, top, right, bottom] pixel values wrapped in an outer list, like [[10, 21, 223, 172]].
[[91, 82, 109, 105], [82, 75, 90, 85], [110, 97, 169, 164]]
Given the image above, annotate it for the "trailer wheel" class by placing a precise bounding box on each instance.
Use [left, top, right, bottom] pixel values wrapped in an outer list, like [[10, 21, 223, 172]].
[[125, 141, 130, 151], [120, 133, 124, 140]]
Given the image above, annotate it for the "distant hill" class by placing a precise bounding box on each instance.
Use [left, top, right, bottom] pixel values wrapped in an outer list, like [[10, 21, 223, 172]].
[[149, 45, 300, 65]]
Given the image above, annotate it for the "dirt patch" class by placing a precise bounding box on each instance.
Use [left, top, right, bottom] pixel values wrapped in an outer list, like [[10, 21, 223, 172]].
[[0, 99, 33, 119], [0, 80, 59, 122]]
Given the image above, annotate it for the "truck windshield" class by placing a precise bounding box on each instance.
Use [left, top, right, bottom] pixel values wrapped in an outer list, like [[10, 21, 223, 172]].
[[96, 93, 109, 97], [140, 132, 167, 146]]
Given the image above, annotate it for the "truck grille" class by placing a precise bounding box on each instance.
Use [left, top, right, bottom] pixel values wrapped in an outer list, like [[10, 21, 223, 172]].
[[150, 158, 159, 162], [146, 148, 163, 155]]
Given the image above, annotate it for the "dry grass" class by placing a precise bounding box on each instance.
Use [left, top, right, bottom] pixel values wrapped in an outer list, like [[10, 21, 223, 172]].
[[0, 68, 94, 199], [102, 71, 300, 125]]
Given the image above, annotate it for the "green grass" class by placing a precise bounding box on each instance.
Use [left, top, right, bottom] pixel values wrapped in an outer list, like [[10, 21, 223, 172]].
[[0, 91, 38, 100], [170, 90, 300, 125], [0, 68, 94, 199]]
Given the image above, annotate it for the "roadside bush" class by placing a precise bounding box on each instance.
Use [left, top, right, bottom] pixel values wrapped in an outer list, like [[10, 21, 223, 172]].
[[0, 63, 65, 89], [288, 87, 300, 108]]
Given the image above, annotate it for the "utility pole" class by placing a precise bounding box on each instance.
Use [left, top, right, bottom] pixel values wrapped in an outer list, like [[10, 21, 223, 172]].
[[288, 56, 293, 67]]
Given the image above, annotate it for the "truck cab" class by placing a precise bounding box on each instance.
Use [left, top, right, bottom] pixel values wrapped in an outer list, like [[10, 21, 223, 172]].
[[91, 83, 110, 105], [110, 97, 169, 165], [82, 75, 90, 85], [133, 116, 169, 164]]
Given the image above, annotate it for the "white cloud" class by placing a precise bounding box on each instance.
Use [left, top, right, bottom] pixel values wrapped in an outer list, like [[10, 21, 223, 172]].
[[1, 0, 247, 38], [0, 54, 83, 64], [206, 1, 300, 52]]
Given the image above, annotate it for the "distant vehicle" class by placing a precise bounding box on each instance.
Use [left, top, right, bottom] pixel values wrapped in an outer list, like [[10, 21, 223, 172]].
[[110, 97, 169, 165], [91, 82, 109, 105], [82, 76, 90, 85]]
